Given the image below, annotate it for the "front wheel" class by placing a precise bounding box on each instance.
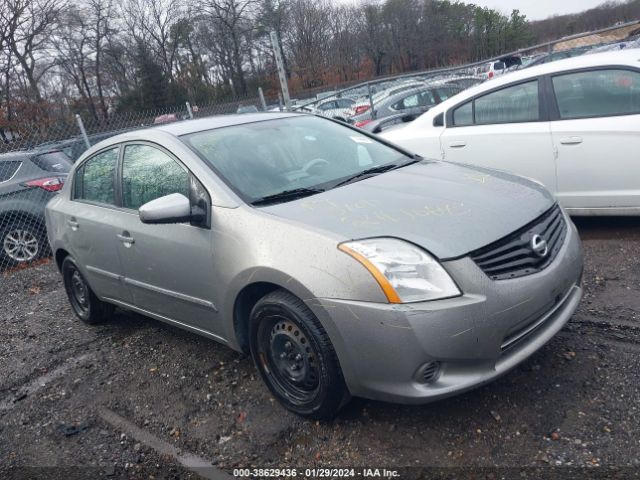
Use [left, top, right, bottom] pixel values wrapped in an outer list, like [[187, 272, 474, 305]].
[[249, 289, 349, 419]]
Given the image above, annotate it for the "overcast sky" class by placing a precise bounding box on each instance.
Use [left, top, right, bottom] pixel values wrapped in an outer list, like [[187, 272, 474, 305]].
[[337, 0, 610, 21], [466, 0, 608, 20]]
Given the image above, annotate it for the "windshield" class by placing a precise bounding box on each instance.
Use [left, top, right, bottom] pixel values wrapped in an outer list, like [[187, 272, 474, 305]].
[[181, 116, 410, 204]]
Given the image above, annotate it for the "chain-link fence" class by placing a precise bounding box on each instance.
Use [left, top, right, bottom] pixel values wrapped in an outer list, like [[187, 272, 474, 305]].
[[1, 19, 639, 274], [0, 90, 274, 274], [295, 20, 640, 131]]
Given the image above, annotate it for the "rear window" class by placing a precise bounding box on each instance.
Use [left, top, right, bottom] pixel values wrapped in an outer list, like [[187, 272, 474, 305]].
[[31, 151, 72, 173], [0, 161, 22, 182]]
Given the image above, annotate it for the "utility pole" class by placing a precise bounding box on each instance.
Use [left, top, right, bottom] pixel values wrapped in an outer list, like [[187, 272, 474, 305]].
[[270, 31, 291, 110]]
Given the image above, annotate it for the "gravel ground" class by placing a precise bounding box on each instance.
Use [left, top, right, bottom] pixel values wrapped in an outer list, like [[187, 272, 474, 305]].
[[1, 217, 639, 479]]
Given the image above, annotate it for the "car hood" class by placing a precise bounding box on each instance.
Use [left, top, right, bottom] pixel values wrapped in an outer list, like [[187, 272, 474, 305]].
[[260, 161, 555, 260]]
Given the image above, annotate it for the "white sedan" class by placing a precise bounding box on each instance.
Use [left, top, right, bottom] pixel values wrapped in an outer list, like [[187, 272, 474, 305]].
[[381, 49, 640, 215]]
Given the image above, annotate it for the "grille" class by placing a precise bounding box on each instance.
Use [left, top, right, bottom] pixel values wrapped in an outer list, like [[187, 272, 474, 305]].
[[470, 205, 566, 280], [500, 286, 573, 353], [417, 361, 441, 384]]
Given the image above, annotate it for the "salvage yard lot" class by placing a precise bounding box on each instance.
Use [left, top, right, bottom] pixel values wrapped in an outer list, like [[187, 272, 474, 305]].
[[1, 217, 639, 478]]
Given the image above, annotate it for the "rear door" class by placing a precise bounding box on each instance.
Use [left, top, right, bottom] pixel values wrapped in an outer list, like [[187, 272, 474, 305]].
[[549, 68, 640, 210], [440, 79, 557, 193], [114, 143, 220, 335], [65, 146, 131, 303]]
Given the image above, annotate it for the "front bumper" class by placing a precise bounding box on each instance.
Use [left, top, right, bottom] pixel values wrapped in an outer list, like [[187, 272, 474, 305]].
[[306, 216, 583, 404]]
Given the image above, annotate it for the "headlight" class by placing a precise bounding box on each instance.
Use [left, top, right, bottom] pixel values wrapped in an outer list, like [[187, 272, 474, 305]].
[[339, 238, 461, 303]]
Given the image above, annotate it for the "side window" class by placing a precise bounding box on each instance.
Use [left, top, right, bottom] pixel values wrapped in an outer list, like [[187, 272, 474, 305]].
[[74, 147, 118, 205], [393, 94, 418, 110], [475, 80, 539, 125], [435, 88, 454, 101], [122, 144, 189, 210], [418, 90, 435, 106], [0, 161, 22, 182], [337, 99, 353, 108], [319, 101, 337, 111], [552, 69, 640, 119], [452, 101, 473, 126]]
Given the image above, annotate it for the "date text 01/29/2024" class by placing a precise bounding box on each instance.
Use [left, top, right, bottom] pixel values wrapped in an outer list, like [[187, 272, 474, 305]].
[[232, 468, 400, 478]]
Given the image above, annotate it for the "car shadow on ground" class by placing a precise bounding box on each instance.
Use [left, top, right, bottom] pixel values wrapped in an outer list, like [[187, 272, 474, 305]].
[[573, 215, 640, 240]]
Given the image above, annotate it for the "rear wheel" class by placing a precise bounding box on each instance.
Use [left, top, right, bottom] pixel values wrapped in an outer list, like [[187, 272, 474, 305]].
[[61, 256, 114, 324], [0, 221, 47, 268], [249, 289, 349, 419]]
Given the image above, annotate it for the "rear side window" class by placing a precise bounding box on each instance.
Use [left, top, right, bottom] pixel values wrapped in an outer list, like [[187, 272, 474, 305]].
[[74, 148, 118, 205], [31, 151, 72, 173], [0, 161, 22, 182], [392, 94, 418, 110], [122, 145, 189, 210], [435, 87, 460, 101], [493, 61, 506, 71], [552, 69, 640, 119], [336, 99, 354, 108], [475, 80, 539, 124]]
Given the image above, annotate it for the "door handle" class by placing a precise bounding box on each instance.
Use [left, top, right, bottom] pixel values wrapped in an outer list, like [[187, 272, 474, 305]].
[[67, 218, 79, 230], [559, 136, 583, 145], [117, 233, 135, 246], [449, 141, 467, 148]]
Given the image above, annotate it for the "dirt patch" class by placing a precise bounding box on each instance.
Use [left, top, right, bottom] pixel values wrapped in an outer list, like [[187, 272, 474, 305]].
[[1, 218, 640, 478]]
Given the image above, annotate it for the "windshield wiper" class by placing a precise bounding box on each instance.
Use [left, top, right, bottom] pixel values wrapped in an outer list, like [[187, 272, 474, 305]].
[[333, 159, 421, 188], [252, 187, 325, 206]]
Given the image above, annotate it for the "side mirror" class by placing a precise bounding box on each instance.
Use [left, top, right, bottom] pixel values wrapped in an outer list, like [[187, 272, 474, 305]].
[[139, 193, 192, 224]]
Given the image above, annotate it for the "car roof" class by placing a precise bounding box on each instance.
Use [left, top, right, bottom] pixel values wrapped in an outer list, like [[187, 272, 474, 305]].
[[151, 112, 300, 136], [0, 151, 29, 161], [0, 147, 65, 161], [416, 48, 640, 119], [489, 48, 640, 86]]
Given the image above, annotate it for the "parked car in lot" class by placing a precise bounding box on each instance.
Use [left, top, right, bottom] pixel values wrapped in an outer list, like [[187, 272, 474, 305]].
[[1, 148, 71, 267], [524, 46, 592, 68], [350, 83, 463, 127], [37, 126, 149, 162], [236, 105, 260, 114], [443, 76, 484, 90], [348, 81, 427, 117], [475, 60, 506, 79], [46, 113, 583, 419], [382, 49, 640, 215], [359, 112, 420, 134], [299, 97, 355, 121]]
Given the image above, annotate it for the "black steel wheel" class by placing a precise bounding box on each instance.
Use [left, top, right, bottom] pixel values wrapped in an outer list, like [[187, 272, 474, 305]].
[[61, 256, 114, 324], [249, 289, 349, 419]]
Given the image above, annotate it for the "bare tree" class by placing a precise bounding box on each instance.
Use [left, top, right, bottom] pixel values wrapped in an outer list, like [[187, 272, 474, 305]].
[[121, 0, 184, 80], [1, 0, 63, 104], [201, 0, 259, 95], [285, 0, 332, 88]]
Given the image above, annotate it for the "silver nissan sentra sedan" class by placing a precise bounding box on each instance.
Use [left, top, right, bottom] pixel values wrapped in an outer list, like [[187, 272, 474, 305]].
[[45, 113, 583, 419]]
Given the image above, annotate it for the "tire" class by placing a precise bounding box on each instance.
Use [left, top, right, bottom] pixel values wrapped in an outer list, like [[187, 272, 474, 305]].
[[61, 256, 114, 324], [0, 220, 48, 269], [249, 289, 350, 419]]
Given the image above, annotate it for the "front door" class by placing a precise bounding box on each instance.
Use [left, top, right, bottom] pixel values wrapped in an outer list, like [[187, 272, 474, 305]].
[[114, 143, 220, 335], [440, 79, 557, 193], [549, 68, 640, 210]]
